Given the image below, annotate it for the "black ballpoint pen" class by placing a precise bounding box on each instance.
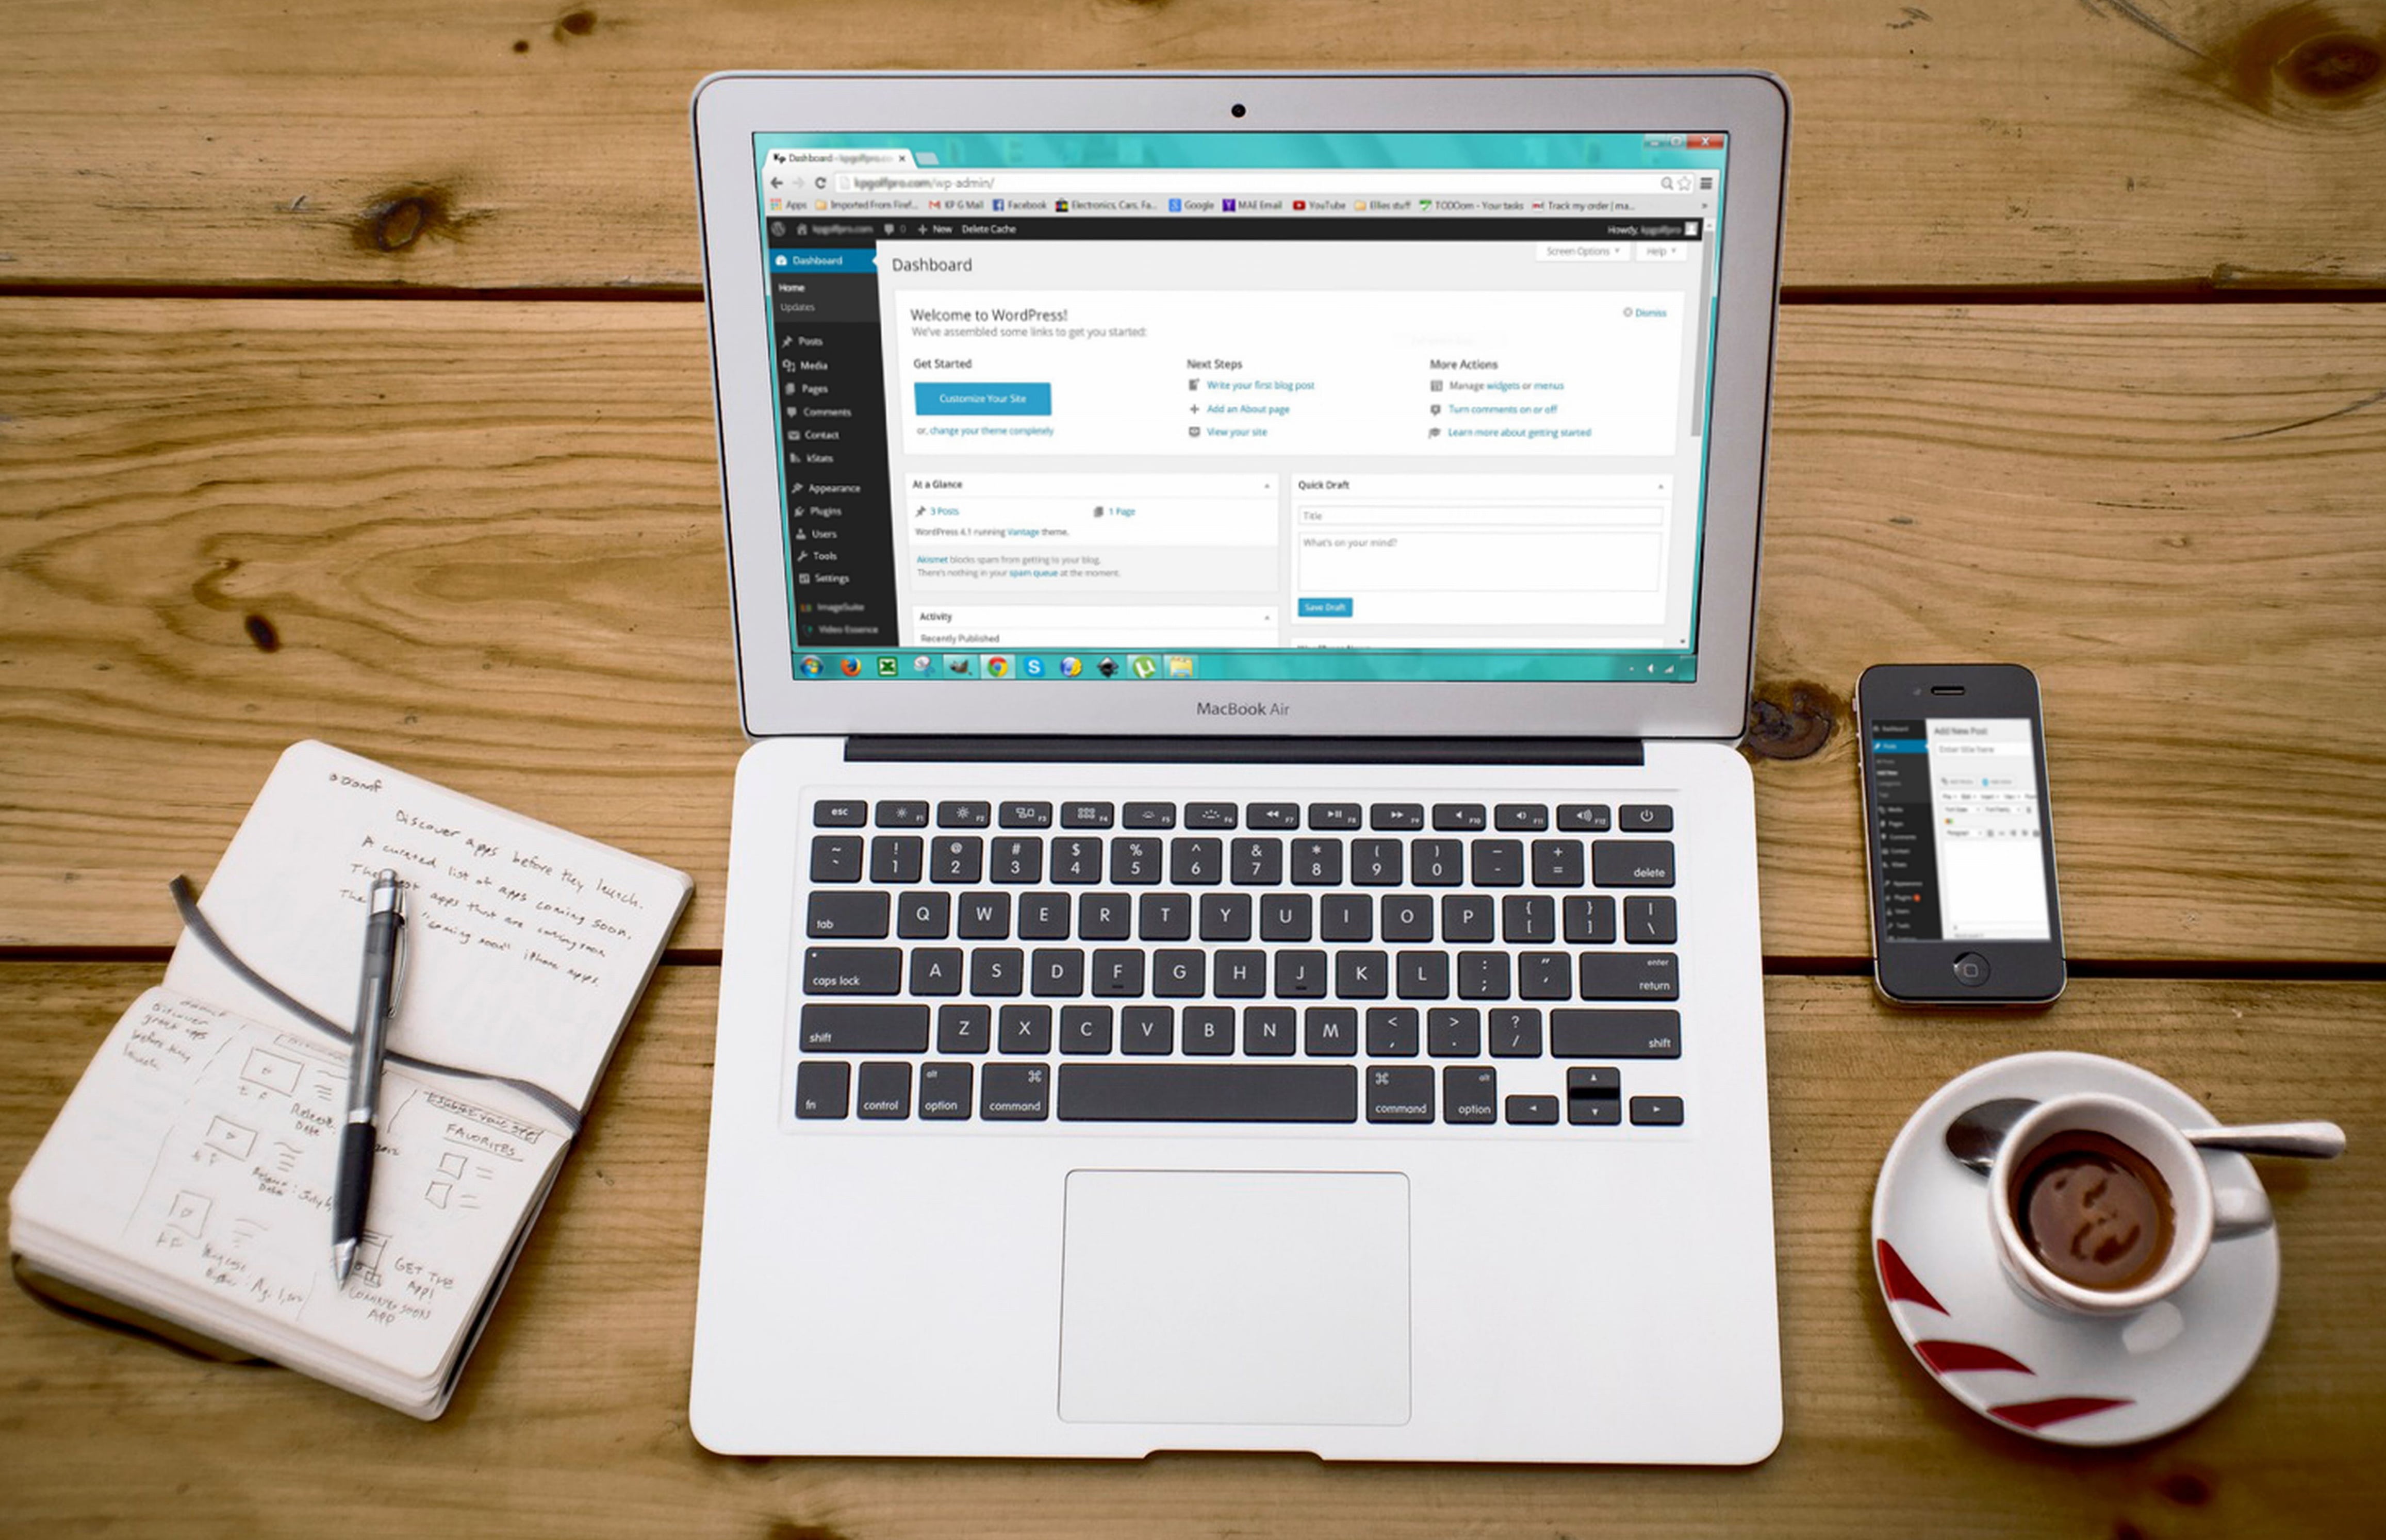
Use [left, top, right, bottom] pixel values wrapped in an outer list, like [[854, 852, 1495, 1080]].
[[333, 870, 406, 1285]]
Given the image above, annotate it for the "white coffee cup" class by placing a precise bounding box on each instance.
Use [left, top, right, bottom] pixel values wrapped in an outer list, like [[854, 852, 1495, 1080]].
[[1989, 1092, 2273, 1317]]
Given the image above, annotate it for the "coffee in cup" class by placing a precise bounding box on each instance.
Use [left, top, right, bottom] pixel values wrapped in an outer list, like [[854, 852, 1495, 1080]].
[[2013, 1129, 2175, 1292]]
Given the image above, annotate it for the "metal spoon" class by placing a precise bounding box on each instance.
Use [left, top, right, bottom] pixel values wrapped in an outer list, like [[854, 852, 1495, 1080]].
[[1945, 1096, 2347, 1175]]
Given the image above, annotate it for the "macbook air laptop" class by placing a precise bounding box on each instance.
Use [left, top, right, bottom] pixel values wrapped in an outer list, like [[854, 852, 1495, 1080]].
[[688, 71, 1790, 1463]]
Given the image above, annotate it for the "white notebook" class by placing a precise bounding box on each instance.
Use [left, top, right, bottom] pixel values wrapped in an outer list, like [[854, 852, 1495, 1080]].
[[9, 741, 692, 1417]]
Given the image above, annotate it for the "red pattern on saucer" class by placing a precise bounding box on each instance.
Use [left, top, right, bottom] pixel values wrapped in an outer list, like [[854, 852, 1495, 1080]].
[[1986, 1396, 2135, 1431], [1879, 1238, 2134, 1430], [1875, 1238, 1948, 1314], [1913, 1340, 2034, 1376]]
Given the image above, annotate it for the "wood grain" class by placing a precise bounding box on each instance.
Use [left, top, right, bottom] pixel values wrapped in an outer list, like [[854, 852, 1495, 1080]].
[[3, 962, 2381, 1537], [0, 1, 2381, 292], [6, 298, 2382, 961]]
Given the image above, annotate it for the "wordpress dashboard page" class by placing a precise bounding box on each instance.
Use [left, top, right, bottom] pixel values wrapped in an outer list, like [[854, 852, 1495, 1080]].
[[758, 134, 1727, 683]]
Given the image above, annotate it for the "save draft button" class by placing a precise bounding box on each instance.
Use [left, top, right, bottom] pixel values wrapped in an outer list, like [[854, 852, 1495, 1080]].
[[913, 382, 1052, 416]]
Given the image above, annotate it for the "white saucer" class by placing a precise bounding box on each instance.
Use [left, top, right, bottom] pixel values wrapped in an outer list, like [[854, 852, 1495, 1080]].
[[1870, 1050, 2280, 1447]]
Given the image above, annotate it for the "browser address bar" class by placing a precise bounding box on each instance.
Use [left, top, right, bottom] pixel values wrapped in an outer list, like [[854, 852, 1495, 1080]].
[[835, 171, 1675, 194]]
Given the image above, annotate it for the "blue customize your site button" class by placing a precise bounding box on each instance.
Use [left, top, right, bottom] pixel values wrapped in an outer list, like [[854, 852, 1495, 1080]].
[[913, 382, 1054, 417], [1298, 597, 1355, 618]]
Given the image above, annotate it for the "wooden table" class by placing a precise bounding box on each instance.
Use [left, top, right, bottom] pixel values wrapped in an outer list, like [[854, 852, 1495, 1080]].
[[4, 4, 2383, 1535]]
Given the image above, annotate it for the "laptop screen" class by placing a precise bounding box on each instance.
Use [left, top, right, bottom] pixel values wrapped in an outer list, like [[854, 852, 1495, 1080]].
[[752, 131, 1727, 687]]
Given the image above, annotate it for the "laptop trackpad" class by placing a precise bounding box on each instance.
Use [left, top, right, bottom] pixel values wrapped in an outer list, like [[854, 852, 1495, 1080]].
[[1058, 1169, 1410, 1427]]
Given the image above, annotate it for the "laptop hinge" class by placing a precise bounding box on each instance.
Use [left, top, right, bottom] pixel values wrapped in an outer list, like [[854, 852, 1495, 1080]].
[[843, 736, 1644, 767]]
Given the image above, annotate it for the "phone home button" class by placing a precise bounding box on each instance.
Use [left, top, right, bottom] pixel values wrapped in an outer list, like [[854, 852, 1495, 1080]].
[[1952, 952, 1991, 987]]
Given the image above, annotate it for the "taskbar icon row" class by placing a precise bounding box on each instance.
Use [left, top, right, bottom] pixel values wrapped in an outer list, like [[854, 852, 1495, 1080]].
[[797, 651, 1198, 681]]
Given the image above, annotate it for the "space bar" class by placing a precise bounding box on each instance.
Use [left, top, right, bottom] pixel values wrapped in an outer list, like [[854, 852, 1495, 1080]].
[[1058, 1064, 1358, 1123]]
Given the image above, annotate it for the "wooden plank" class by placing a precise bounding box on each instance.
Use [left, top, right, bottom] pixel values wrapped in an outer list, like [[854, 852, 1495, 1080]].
[[0, 2, 2381, 292], [3, 962, 2380, 1535], [3, 298, 2383, 961]]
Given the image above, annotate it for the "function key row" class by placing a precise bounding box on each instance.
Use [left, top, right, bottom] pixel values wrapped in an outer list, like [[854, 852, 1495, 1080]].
[[816, 799, 1669, 835]]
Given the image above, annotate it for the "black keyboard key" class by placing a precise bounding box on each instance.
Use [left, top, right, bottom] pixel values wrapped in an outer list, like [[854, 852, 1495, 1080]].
[[1274, 949, 1329, 999], [1381, 895, 1434, 942], [1518, 952, 1572, 1001], [1410, 840, 1463, 886], [803, 946, 903, 996], [919, 1062, 973, 1118], [1061, 801, 1114, 829], [989, 837, 1042, 884], [1592, 840, 1675, 888], [1213, 950, 1267, 998], [798, 1002, 929, 1053], [970, 948, 1024, 997], [1110, 837, 1163, 884], [1199, 892, 1253, 941], [1631, 1095, 1686, 1127], [1350, 839, 1404, 886], [1017, 891, 1069, 939], [1531, 839, 1586, 888], [1060, 1005, 1114, 1055], [795, 1060, 850, 1119], [1170, 837, 1222, 885], [1568, 1066, 1622, 1125], [1121, 1006, 1174, 1054], [1443, 1066, 1498, 1124], [810, 835, 863, 884], [1565, 894, 1619, 945], [1248, 802, 1301, 830], [1366, 1007, 1421, 1057], [808, 890, 890, 938], [1371, 803, 1425, 831], [869, 834, 924, 885], [1290, 839, 1343, 885], [1092, 949, 1147, 997], [1182, 1006, 1237, 1054], [1186, 801, 1238, 830], [897, 890, 951, 938], [935, 1004, 990, 1054], [1490, 1007, 1544, 1056], [1260, 892, 1313, 942], [1503, 894, 1556, 945], [1321, 893, 1373, 941], [876, 800, 929, 828], [937, 800, 991, 829], [1365, 1066, 1435, 1123], [1441, 894, 1495, 943], [1139, 892, 1192, 941], [1051, 838, 1103, 884], [1231, 837, 1285, 886], [1243, 1006, 1298, 1056], [1458, 951, 1510, 1000], [1078, 892, 1132, 940], [1552, 1009, 1682, 1059], [1305, 1006, 1359, 1057], [1000, 801, 1054, 829], [998, 1004, 1052, 1053], [1123, 801, 1177, 830], [1471, 839, 1525, 887], [1309, 802, 1363, 830], [1626, 896, 1679, 944], [1620, 804, 1673, 833], [814, 799, 867, 827], [1335, 949, 1390, 999], [908, 948, 963, 996], [1151, 948, 1204, 997], [1031, 947, 1086, 998], [1579, 952, 1681, 1001], [1556, 803, 1611, 832], [981, 1063, 1049, 1120], [1060, 1063, 1358, 1123], [956, 891, 1011, 939], [857, 1061, 912, 1119], [1506, 1094, 1560, 1125], [1433, 803, 1488, 832], [1494, 803, 1550, 832], [1427, 1007, 1482, 1058], [1396, 951, 1451, 999]]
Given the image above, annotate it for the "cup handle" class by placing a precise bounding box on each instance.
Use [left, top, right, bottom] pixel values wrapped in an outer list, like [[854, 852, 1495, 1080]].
[[2213, 1183, 2275, 1241]]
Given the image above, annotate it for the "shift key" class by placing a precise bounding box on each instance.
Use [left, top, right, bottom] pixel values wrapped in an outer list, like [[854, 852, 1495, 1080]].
[[798, 1003, 930, 1053], [803, 946, 902, 995]]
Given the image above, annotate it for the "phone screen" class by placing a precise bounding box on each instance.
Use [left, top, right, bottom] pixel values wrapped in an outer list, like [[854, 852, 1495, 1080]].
[[1867, 716, 2051, 943]]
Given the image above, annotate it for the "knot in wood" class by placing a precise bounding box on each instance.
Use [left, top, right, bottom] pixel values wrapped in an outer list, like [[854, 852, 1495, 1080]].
[[354, 186, 459, 253], [2285, 32, 2382, 97], [1744, 680, 1840, 760]]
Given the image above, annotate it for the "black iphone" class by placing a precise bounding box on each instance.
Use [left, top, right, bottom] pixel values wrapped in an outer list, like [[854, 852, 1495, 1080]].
[[1856, 664, 2066, 1005]]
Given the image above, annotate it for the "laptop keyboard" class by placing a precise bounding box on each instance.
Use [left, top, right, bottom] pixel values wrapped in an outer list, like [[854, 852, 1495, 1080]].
[[791, 795, 1687, 1130]]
